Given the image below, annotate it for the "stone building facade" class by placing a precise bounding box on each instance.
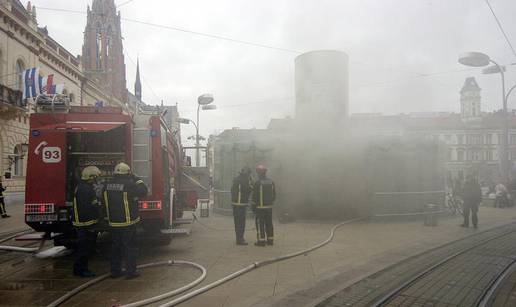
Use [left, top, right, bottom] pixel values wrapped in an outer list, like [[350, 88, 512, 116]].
[[0, 0, 128, 201]]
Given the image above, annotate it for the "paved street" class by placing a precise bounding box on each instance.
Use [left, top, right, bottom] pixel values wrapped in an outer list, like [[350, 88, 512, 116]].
[[1, 205, 516, 306]]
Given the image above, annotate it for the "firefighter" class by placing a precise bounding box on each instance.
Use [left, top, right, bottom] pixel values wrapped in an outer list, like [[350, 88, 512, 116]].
[[0, 178, 9, 218], [103, 162, 148, 279], [231, 167, 253, 245], [252, 165, 276, 246], [461, 174, 482, 228], [73, 166, 102, 277]]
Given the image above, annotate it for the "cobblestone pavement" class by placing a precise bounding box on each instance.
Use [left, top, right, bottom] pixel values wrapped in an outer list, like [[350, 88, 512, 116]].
[[317, 223, 516, 307], [2, 205, 516, 306], [490, 264, 516, 306]]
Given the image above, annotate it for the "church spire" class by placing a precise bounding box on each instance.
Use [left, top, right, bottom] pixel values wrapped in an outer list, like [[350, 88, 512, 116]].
[[135, 57, 142, 101], [82, 0, 127, 103]]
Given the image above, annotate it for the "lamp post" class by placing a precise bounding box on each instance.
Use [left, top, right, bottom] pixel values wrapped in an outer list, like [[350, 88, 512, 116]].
[[459, 52, 508, 183]]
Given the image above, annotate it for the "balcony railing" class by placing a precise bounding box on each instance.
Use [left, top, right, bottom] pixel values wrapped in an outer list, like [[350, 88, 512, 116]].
[[0, 83, 24, 108]]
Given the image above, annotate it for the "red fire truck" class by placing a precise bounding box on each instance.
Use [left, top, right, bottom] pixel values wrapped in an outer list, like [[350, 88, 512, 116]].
[[24, 98, 191, 246]]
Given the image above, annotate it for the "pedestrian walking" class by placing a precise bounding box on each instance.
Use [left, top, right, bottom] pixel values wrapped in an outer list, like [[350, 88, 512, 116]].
[[103, 162, 148, 279], [252, 165, 276, 246], [461, 174, 481, 228], [0, 178, 9, 218], [231, 167, 253, 245], [73, 166, 102, 277]]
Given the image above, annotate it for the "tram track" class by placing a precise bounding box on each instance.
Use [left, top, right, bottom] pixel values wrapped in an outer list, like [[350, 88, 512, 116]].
[[369, 227, 516, 306]]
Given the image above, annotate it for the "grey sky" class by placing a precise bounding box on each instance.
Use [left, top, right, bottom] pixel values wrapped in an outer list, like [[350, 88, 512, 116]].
[[35, 0, 516, 145]]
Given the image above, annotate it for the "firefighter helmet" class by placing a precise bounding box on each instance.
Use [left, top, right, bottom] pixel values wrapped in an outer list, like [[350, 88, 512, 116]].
[[81, 166, 101, 180], [114, 162, 131, 175], [240, 166, 252, 175], [256, 164, 267, 174]]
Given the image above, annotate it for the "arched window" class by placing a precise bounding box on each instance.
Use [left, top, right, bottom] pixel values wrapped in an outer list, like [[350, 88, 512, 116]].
[[15, 59, 25, 91], [0, 49, 3, 83], [106, 26, 112, 57], [11, 144, 24, 177], [95, 24, 102, 69]]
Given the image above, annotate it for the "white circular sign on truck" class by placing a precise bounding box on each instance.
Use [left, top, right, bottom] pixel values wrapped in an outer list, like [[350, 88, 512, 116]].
[[42, 147, 61, 163]]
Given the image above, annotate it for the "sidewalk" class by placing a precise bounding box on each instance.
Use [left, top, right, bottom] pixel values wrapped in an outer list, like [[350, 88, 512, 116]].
[[0, 201, 25, 235], [115, 206, 516, 307], [2, 205, 516, 307]]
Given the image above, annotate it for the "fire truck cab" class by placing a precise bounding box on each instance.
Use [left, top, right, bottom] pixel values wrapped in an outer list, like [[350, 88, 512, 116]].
[[24, 97, 188, 246]]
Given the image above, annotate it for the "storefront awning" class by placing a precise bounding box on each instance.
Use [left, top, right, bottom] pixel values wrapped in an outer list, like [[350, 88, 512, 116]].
[[36, 121, 126, 132]]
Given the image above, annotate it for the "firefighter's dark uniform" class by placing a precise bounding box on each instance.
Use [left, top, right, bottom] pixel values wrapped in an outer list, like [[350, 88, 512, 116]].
[[103, 175, 148, 277], [252, 177, 276, 245], [0, 181, 8, 218], [73, 180, 100, 276], [231, 173, 252, 244]]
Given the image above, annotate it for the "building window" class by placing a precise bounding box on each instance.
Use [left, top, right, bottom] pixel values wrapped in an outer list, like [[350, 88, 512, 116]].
[[486, 134, 493, 144], [15, 59, 25, 91], [10, 144, 26, 177], [447, 148, 453, 161], [96, 24, 102, 69], [467, 134, 482, 145], [510, 134, 516, 145], [444, 135, 451, 143], [469, 149, 482, 161], [457, 149, 464, 162], [457, 134, 464, 145], [106, 26, 112, 57]]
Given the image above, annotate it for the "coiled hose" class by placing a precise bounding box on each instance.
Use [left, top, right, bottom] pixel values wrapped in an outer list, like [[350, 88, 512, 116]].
[[159, 217, 363, 307], [0, 229, 39, 253], [47, 260, 207, 307], [46, 217, 362, 307]]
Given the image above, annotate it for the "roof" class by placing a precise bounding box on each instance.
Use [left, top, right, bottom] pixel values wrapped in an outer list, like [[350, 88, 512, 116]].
[[461, 77, 481, 93]]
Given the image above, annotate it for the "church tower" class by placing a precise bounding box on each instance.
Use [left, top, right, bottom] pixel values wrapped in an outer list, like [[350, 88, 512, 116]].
[[135, 57, 142, 101], [460, 77, 481, 119], [82, 0, 127, 102]]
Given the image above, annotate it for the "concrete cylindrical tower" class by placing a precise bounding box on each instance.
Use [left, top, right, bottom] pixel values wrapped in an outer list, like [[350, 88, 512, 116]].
[[295, 50, 349, 124]]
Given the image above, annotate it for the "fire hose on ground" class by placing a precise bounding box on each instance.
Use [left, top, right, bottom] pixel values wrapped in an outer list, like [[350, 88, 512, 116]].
[[0, 229, 39, 253], [46, 260, 207, 307], [47, 217, 363, 307]]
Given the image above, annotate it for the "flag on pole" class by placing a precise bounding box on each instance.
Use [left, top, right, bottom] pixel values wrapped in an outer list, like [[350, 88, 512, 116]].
[[22, 67, 40, 99], [38, 74, 65, 95]]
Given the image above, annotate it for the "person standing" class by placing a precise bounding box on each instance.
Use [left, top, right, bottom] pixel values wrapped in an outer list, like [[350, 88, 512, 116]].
[[103, 163, 148, 279], [0, 178, 9, 218], [252, 165, 276, 246], [461, 174, 482, 228], [231, 167, 253, 245], [73, 166, 102, 277]]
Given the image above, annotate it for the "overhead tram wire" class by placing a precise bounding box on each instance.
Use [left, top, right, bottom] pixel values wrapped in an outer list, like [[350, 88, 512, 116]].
[[485, 0, 516, 58], [116, 0, 136, 8], [36, 6, 516, 95], [36, 6, 434, 78]]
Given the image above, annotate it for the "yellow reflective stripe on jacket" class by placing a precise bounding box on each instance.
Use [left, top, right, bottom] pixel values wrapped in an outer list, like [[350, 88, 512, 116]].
[[73, 197, 80, 224], [109, 216, 141, 227], [103, 191, 111, 221], [256, 205, 273, 209], [260, 185, 263, 207], [73, 197, 98, 227], [232, 202, 248, 206], [123, 192, 131, 223], [238, 184, 242, 203], [73, 219, 99, 227], [135, 180, 144, 185]]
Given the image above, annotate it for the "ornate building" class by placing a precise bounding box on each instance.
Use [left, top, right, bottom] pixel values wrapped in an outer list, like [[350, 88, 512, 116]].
[[82, 0, 127, 103], [0, 0, 127, 202]]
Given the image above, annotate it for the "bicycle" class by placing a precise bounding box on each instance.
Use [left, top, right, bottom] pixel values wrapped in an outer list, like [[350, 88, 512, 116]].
[[445, 192, 464, 216]]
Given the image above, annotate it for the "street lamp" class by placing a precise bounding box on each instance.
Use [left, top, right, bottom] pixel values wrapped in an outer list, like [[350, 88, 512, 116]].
[[196, 94, 216, 167], [459, 52, 508, 183]]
